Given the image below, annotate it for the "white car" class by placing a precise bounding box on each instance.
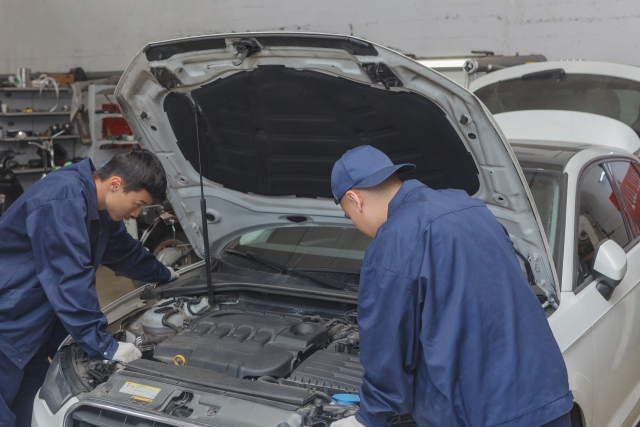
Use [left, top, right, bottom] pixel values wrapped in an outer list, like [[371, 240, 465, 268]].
[[472, 62, 640, 426], [469, 60, 640, 142], [31, 33, 629, 427], [507, 127, 640, 427]]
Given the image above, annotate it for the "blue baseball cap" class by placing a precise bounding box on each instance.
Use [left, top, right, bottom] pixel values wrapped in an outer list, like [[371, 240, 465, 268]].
[[331, 145, 415, 205]]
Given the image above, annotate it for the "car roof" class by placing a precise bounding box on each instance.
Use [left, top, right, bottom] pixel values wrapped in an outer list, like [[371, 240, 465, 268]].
[[511, 140, 585, 171], [511, 140, 637, 172]]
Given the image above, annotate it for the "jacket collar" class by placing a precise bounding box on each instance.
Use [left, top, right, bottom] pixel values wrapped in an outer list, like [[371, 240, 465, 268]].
[[76, 158, 100, 220], [387, 179, 426, 219]]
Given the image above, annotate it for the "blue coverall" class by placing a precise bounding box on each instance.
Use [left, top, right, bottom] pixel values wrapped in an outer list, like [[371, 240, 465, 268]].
[[0, 158, 170, 425], [355, 180, 573, 427]]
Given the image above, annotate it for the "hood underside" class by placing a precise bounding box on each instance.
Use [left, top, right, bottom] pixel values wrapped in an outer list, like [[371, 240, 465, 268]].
[[165, 65, 479, 198], [115, 32, 559, 299]]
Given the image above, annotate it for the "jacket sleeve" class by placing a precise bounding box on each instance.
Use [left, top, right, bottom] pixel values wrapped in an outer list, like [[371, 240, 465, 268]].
[[355, 266, 420, 427], [100, 219, 171, 283], [26, 197, 119, 360]]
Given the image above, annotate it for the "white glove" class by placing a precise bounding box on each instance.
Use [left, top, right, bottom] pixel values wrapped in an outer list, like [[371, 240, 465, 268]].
[[167, 267, 179, 281], [112, 342, 142, 363], [330, 416, 364, 427]]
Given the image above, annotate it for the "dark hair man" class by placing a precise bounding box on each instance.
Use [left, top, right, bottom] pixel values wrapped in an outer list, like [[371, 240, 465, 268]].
[[0, 149, 178, 426], [330, 146, 573, 427]]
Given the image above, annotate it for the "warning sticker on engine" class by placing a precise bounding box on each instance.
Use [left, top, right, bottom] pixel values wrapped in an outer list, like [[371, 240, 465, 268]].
[[119, 382, 161, 400]]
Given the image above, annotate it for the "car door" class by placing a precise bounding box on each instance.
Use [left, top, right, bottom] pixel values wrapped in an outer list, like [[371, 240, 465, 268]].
[[573, 160, 640, 427]]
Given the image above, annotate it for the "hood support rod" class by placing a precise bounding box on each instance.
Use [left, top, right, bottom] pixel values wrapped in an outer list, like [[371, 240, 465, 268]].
[[189, 96, 214, 304]]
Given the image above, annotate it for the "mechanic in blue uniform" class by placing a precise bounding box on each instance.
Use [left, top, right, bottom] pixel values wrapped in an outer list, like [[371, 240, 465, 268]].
[[0, 149, 178, 426], [330, 146, 573, 427]]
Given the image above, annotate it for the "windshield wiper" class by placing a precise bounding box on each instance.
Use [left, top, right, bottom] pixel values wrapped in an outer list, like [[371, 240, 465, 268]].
[[222, 249, 357, 292]]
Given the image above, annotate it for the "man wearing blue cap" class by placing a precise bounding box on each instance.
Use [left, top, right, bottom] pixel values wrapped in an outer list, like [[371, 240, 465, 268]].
[[330, 146, 573, 427]]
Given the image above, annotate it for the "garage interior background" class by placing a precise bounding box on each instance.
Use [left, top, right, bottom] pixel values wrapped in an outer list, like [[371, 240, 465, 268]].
[[1, 0, 640, 75], [2, 0, 639, 305]]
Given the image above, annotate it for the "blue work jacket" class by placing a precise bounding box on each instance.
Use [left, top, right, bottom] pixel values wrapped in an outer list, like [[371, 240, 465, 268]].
[[0, 159, 170, 368], [356, 180, 573, 427]]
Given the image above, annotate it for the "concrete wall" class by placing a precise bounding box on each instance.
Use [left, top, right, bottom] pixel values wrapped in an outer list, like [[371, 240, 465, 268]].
[[1, 0, 639, 75]]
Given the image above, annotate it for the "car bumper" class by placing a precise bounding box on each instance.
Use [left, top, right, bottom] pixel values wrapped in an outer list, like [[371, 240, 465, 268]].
[[31, 392, 78, 427]]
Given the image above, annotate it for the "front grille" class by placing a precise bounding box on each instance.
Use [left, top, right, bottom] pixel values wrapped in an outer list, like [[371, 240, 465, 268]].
[[68, 406, 176, 427]]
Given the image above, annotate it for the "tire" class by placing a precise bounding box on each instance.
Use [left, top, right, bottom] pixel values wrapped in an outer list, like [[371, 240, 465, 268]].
[[133, 226, 196, 289], [570, 403, 584, 427], [152, 230, 196, 269]]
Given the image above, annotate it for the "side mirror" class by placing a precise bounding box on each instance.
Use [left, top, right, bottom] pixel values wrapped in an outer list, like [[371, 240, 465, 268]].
[[592, 239, 627, 301]]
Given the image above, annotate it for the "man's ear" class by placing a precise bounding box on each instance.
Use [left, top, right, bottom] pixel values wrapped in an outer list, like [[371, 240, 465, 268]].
[[344, 190, 363, 213], [108, 176, 124, 192]]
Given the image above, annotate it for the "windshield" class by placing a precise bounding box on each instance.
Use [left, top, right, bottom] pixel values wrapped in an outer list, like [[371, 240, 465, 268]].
[[221, 188, 562, 289], [221, 226, 373, 286], [521, 168, 565, 266], [475, 73, 640, 136]]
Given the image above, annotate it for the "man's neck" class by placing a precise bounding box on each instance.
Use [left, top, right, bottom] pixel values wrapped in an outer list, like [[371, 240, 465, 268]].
[[381, 180, 404, 221], [94, 177, 107, 210]]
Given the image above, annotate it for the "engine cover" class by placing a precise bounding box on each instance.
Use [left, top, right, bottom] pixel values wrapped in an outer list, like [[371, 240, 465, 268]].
[[154, 310, 329, 378]]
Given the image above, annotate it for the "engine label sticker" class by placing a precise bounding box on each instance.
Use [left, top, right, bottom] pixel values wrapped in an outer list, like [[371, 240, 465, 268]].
[[119, 382, 161, 400]]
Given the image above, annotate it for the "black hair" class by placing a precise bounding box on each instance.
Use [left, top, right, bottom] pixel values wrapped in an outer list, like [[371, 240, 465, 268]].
[[94, 148, 167, 203]]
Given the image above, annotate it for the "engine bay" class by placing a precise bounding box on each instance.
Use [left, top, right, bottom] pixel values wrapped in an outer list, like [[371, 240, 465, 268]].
[[122, 296, 361, 386], [59, 292, 377, 427]]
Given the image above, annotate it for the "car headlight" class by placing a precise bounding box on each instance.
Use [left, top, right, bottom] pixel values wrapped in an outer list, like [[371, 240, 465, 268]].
[[39, 351, 73, 413]]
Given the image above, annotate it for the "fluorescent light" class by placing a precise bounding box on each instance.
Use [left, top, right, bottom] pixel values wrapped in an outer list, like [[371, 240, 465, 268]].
[[416, 58, 467, 69]]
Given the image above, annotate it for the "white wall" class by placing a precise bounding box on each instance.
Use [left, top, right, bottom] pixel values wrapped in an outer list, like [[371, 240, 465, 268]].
[[1, 0, 640, 74]]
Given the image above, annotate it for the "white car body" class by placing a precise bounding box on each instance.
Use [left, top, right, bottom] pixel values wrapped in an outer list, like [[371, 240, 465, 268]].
[[470, 61, 640, 426], [34, 35, 640, 427], [515, 141, 640, 427]]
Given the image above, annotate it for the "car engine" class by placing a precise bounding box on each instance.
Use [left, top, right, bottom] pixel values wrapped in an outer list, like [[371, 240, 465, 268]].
[[119, 297, 362, 393], [49, 295, 423, 427]]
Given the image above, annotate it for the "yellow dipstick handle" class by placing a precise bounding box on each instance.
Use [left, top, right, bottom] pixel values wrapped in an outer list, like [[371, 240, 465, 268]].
[[174, 355, 186, 366]]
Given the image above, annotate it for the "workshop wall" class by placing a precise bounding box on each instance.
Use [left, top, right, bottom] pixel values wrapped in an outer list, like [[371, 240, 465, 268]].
[[1, 0, 639, 74]]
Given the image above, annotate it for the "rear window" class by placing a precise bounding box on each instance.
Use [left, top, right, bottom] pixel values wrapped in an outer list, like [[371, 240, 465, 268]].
[[475, 73, 640, 136]]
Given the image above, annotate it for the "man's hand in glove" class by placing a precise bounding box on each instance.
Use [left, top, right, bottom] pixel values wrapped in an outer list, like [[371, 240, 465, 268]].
[[330, 416, 364, 427], [111, 342, 141, 363], [167, 267, 179, 281]]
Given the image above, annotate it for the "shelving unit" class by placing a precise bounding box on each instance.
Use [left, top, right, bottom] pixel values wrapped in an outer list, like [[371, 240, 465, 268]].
[[12, 167, 46, 175], [0, 87, 62, 92], [0, 134, 79, 143], [0, 85, 89, 190], [87, 84, 138, 167], [0, 112, 70, 117]]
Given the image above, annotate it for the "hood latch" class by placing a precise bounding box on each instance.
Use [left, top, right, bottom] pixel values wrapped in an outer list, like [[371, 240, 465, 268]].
[[232, 40, 262, 66]]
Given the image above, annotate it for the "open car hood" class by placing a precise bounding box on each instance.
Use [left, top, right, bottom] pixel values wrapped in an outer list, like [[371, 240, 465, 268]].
[[115, 32, 559, 298]]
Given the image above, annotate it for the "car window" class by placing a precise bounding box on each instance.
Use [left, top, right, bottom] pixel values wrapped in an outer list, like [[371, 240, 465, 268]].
[[522, 169, 564, 265], [607, 161, 640, 239], [226, 226, 372, 271], [576, 164, 630, 284], [474, 74, 640, 137]]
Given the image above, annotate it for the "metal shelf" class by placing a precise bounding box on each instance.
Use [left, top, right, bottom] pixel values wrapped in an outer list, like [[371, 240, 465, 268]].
[[0, 111, 70, 117], [98, 141, 138, 149], [94, 112, 123, 117], [11, 167, 46, 175], [0, 87, 70, 92], [0, 134, 80, 143]]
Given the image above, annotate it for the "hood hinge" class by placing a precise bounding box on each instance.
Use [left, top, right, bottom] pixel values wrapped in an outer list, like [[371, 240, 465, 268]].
[[361, 63, 403, 90], [232, 39, 262, 66], [150, 67, 182, 90]]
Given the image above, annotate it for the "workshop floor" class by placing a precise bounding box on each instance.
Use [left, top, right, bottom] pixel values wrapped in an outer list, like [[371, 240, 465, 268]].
[[96, 265, 136, 307]]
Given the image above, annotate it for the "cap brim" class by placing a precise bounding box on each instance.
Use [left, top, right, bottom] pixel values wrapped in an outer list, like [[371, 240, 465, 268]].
[[352, 163, 416, 190]]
